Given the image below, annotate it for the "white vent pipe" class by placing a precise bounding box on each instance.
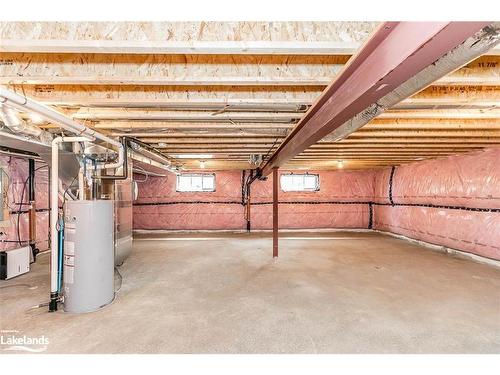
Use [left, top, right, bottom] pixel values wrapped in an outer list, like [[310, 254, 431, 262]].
[[0, 88, 124, 170], [0, 103, 44, 138]]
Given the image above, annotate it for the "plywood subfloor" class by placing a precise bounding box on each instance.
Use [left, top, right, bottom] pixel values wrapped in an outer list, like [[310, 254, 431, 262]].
[[1, 231, 499, 353]]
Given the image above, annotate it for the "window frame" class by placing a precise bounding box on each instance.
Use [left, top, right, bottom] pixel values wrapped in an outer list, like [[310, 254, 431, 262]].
[[280, 173, 320, 192], [175, 173, 216, 193]]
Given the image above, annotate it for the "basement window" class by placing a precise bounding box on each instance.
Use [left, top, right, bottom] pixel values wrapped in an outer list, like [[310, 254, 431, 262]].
[[280, 173, 319, 192], [176, 173, 215, 192]]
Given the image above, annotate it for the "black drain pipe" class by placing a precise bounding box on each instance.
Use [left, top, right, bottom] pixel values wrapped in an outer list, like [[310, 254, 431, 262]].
[[28, 158, 39, 261]]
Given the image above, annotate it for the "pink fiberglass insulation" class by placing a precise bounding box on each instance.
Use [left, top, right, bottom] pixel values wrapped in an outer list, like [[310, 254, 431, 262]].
[[390, 148, 500, 208], [251, 203, 369, 230], [2, 146, 497, 259], [132, 148, 499, 260], [250, 169, 375, 203], [133, 203, 245, 230], [373, 167, 392, 204], [372, 148, 500, 260], [373, 205, 500, 260], [249, 170, 374, 229], [135, 170, 243, 203], [0, 155, 49, 252], [133, 170, 245, 230], [133, 169, 375, 230]]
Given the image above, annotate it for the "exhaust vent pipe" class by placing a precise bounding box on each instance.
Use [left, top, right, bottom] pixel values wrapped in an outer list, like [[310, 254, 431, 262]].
[[0, 104, 44, 139]]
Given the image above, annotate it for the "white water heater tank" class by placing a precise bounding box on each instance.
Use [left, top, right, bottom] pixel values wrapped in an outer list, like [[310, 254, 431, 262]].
[[63, 200, 114, 313]]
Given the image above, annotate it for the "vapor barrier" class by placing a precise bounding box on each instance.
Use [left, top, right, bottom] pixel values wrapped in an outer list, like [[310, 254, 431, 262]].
[[373, 205, 500, 260], [133, 148, 500, 260], [133, 170, 375, 230], [372, 148, 500, 260], [0, 155, 49, 251]]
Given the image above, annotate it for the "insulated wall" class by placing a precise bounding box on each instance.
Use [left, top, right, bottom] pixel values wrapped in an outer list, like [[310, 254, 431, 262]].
[[0, 155, 49, 251], [249, 170, 374, 229], [133, 170, 246, 230], [133, 169, 376, 230], [132, 148, 499, 261], [372, 148, 500, 260]]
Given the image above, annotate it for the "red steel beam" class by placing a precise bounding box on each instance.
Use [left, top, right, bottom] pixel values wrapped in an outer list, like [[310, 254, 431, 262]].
[[272, 167, 279, 258], [260, 22, 492, 176]]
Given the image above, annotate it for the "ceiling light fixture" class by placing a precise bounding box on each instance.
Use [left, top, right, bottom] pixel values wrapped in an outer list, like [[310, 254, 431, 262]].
[[337, 160, 344, 168], [200, 160, 206, 169]]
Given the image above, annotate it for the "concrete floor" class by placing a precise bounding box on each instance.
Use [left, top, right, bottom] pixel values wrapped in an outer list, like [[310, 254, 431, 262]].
[[1, 231, 500, 354]]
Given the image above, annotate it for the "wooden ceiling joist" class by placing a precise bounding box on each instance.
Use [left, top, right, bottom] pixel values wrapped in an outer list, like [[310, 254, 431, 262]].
[[139, 137, 500, 144], [114, 129, 500, 137], [158, 143, 498, 149], [1, 54, 497, 87], [92, 122, 296, 130], [67, 108, 500, 123], [1, 21, 499, 171], [86, 118, 500, 132], [0, 40, 366, 55], [71, 110, 303, 122], [9, 85, 499, 110], [4, 85, 325, 105], [1, 39, 499, 56], [160, 147, 488, 153], [165, 151, 473, 157], [113, 132, 289, 138], [310, 142, 500, 147], [376, 109, 500, 119], [139, 138, 282, 144]]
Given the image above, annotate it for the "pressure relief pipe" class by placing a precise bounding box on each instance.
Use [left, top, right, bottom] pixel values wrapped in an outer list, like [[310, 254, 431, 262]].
[[57, 215, 64, 293]]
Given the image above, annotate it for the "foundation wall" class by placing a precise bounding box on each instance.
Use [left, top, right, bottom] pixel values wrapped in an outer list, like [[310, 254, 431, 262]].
[[372, 148, 500, 260], [0, 155, 49, 252], [133, 169, 375, 230], [133, 148, 500, 260]]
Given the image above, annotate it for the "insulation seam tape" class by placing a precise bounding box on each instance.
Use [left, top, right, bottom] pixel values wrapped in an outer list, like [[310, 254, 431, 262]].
[[133, 200, 500, 213]]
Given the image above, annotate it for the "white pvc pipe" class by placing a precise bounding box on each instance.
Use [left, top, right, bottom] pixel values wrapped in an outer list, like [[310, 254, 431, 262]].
[[78, 171, 85, 200], [50, 136, 90, 299], [0, 103, 43, 138], [0, 88, 124, 170]]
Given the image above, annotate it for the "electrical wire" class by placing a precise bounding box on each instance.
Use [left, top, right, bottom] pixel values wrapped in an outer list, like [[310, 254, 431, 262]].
[[132, 165, 149, 183], [16, 176, 28, 245], [262, 136, 280, 162], [16, 165, 48, 246], [62, 172, 79, 207]]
